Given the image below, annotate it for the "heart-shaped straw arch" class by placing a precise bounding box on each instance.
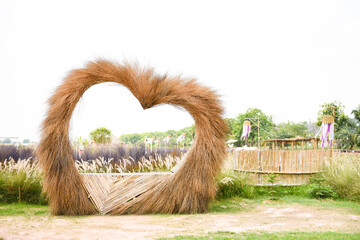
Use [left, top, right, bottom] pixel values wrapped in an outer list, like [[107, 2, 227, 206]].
[[37, 60, 228, 215]]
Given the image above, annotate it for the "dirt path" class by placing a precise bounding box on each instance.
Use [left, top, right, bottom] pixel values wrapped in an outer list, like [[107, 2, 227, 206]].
[[1, 204, 359, 240]]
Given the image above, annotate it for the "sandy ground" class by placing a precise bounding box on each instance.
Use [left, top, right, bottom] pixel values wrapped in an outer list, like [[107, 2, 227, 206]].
[[0, 204, 359, 240]]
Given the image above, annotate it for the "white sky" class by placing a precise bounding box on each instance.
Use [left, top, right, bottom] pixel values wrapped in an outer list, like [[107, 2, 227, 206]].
[[0, 0, 359, 142]]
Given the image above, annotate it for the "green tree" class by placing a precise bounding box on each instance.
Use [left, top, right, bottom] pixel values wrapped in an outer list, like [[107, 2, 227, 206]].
[[3, 138, 11, 144], [305, 121, 320, 136], [23, 139, 30, 143], [337, 119, 360, 149], [275, 121, 311, 139], [119, 126, 197, 147], [89, 127, 112, 144], [225, 117, 236, 139], [352, 105, 360, 149], [352, 105, 360, 122], [119, 133, 142, 144], [337, 105, 360, 149], [232, 108, 275, 146], [73, 136, 89, 146]]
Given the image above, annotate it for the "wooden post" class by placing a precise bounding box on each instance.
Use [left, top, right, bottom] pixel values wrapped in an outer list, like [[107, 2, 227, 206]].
[[18, 186, 21, 203], [331, 105, 336, 162], [257, 119, 261, 180], [332, 108, 335, 152], [257, 118, 260, 150]]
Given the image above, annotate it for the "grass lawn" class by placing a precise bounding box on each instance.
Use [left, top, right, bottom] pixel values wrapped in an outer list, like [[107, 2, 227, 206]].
[[209, 195, 360, 214], [0, 202, 49, 216], [2, 195, 360, 216], [158, 231, 360, 240], [1, 196, 359, 240]]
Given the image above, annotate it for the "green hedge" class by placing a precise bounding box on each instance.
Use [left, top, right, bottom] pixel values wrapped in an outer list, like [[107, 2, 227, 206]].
[[0, 159, 47, 204]]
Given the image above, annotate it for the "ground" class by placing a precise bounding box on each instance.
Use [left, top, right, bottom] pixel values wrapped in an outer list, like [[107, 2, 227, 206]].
[[1, 199, 359, 240]]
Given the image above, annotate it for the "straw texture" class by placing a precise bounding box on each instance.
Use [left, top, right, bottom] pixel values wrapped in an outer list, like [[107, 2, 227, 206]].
[[37, 60, 228, 215]]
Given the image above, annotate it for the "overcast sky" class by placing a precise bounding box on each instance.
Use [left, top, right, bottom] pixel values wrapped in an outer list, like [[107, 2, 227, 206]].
[[0, 0, 359, 142]]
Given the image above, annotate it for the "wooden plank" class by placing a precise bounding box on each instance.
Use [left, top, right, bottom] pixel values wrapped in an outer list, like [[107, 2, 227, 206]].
[[232, 149, 334, 185], [81, 174, 114, 211], [80, 173, 171, 214], [102, 174, 169, 214]]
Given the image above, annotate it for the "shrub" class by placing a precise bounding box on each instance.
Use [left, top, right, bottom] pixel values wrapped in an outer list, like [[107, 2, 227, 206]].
[[255, 185, 310, 198], [72, 144, 186, 163], [0, 154, 182, 204], [216, 170, 255, 199], [0, 158, 47, 204], [0, 143, 186, 164], [320, 154, 360, 201], [264, 173, 281, 200], [308, 177, 337, 199], [0, 145, 35, 162], [75, 154, 181, 173]]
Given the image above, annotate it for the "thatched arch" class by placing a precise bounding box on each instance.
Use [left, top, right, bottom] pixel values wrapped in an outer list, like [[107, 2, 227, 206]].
[[37, 60, 228, 215]]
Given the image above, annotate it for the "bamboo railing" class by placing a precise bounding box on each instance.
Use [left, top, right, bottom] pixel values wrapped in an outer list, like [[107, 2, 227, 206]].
[[233, 149, 334, 185]]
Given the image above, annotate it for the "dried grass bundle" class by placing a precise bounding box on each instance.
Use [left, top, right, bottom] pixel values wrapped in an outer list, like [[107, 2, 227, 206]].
[[37, 60, 228, 215]]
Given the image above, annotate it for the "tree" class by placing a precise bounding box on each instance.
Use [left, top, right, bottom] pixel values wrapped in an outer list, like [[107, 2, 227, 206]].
[[118, 125, 198, 147], [337, 105, 360, 149], [352, 105, 360, 149], [337, 119, 360, 150], [23, 139, 30, 143], [225, 118, 236, 139], [352, 105, 360, 122], [73, 136, 89, 146], [305, 121, 320, 136], [275, 121, 311, 139], [119, 133, 142, 144], [3, 138, 11, 144], [232, 108, 275, 146], [89, 127, 112, 144]]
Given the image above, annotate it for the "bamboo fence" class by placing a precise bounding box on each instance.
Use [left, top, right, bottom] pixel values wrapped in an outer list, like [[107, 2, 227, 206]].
[[233, 149, 334, 185], [80, 172, 171, 214]]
